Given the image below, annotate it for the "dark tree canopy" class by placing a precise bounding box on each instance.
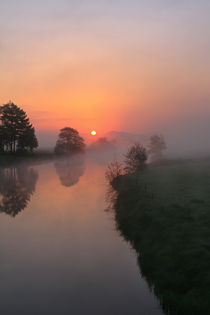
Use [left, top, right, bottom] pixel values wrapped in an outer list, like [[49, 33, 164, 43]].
[[54, 127, 85, 155], [0, 102, 38, 153]]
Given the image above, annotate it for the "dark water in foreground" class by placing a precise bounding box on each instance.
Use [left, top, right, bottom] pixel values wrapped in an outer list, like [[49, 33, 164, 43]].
[[0, 157, 163, 315]]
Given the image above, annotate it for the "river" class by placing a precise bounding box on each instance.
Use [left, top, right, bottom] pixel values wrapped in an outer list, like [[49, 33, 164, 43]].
[[0, 155, 163, 315]]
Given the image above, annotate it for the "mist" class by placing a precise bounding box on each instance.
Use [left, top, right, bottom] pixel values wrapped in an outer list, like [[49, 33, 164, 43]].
[[37, 111, 210, 160]]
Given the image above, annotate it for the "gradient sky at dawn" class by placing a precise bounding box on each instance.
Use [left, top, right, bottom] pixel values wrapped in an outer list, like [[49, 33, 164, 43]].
[[0, 0, 210, 136]]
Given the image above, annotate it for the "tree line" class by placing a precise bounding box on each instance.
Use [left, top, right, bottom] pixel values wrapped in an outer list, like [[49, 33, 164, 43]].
[[0, 101, 166, 158], [0, 102, 85, 155]]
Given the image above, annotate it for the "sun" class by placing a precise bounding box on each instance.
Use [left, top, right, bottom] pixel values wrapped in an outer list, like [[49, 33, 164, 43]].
[[91, 130, 97, 136]]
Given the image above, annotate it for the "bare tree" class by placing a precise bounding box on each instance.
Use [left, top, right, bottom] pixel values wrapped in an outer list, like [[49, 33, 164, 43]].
[[124, 143, 147, 174], [105, 160, 123, 183]]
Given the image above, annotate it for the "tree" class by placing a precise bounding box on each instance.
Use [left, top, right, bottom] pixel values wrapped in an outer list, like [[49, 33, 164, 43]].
[[124, 143, 147, 174], [54, 127, 85, 155], [0, 125, 5, 152], [148, 134, 166, 161], [18, 126, 38, 152], [0, 101, 38, 153], [105, 160, 123, 183]]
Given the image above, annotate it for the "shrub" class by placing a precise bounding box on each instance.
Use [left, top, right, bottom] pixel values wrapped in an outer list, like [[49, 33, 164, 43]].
[[124, 143, 147, 174]]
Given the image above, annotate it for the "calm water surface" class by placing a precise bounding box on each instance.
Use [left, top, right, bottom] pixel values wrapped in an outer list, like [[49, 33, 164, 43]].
[[0, 156, 163, 315]]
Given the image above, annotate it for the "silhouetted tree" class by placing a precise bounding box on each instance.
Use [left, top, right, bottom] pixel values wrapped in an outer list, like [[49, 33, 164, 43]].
[[124, 143, 147, 173], [148, 134, 166, 161], [0, 101, 38, 153], [18, 126, 38, 152], [54, 127, 85, 155]]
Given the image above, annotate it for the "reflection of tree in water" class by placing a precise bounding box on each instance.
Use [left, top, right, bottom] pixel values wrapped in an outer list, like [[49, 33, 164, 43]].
[[55, 155, 85, 187], [0, 166, 38, 217], [108, 163, 210, 315]]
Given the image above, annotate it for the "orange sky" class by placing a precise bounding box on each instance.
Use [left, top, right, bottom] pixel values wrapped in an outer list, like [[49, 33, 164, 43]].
[[0, 0, 210, 136]]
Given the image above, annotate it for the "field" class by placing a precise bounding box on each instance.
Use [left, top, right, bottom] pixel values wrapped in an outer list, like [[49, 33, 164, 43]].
[[111, 159, 210, 315]]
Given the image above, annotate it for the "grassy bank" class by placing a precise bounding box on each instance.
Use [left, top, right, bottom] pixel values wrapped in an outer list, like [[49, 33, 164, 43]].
[[110, 159, 210, 315]]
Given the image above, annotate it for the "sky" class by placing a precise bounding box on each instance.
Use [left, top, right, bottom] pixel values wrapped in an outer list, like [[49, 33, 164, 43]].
[[0, 0, 210, 142]]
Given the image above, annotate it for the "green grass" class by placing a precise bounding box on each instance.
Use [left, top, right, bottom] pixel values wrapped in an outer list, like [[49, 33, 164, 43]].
[[110, 159, 210, 315]]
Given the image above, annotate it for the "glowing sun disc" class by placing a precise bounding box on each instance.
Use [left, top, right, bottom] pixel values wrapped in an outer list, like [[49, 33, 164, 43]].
[[91, 130, 97, 136]]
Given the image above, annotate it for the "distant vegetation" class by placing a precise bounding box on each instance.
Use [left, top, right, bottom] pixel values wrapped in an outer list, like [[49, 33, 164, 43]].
[[88, 137, 116, 151], [106, 142, 210, 314], [148, 134, 166, 162]]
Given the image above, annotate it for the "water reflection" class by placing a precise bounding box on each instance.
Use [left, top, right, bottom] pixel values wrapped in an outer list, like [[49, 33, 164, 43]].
[[0, 161, 163, 315], [54, 155, 85, 187], [0, 166, 38, 217]]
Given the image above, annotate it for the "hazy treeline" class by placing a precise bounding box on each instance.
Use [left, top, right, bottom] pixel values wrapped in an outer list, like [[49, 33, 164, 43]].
[[0, 102, 168, 161]]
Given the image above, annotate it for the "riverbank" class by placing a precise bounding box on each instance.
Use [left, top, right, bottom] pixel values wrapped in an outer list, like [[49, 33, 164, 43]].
[[0, 150, 54, 166], [109, 159, 210, 315]]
